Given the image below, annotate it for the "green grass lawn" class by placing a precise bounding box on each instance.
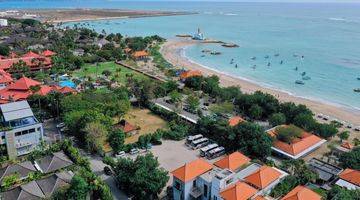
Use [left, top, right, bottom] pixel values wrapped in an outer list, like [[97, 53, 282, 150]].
[[73, 62, 148, 85]]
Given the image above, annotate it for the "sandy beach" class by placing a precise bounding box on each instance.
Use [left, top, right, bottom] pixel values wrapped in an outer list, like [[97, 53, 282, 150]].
[[160, 38, 360, 125], [1, 9, 193, 23]]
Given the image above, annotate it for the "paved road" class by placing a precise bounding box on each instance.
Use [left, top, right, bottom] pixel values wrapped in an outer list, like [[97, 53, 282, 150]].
[[88, 155, 128, 200]]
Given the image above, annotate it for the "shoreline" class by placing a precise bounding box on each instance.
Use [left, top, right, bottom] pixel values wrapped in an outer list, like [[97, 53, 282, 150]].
[[160, 38, 360, 125], [1, 9, 195, 24]]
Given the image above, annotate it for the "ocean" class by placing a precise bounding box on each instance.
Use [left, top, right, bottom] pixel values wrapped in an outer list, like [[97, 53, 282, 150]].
[[1, 1, 360, 110]]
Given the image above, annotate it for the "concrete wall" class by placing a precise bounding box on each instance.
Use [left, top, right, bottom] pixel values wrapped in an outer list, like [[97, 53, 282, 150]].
[[5, 123, 43, 158]]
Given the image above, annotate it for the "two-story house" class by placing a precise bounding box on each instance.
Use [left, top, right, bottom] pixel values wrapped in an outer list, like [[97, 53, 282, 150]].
[[171, 152, 288, 200]]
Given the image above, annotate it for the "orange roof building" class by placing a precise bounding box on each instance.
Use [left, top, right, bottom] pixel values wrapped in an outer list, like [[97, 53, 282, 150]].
[[0, 76, 76, 104], [171, 159, 213, 183], [281, 185, 321, 200], [0, 69, 13, 87], [42, 50, 56, 57], [132, 50, 149, 59], [0, 51, 54, 72], [220, 181, 258, 200], [214, 152, 250, 171], [244, 166, 282, 189], [228, 116, 246, 127], [340, 142, 353, 150], [335, 168, 360, 190], [22, 51, 40, 58], [180, 70, 202, 80], [267, 125, 326, 159]]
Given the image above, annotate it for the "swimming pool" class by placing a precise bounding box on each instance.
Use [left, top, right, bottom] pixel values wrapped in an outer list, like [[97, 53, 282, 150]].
[[59, 80, 76, 88]]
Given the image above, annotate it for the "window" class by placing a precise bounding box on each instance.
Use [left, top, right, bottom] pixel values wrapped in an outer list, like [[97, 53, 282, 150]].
[[29, 128, 35, 133], [174, 181, 181, 190], [37, 127, 41, 132], [193, 180, 197, 187], [15, 132, 21, 136], [203, 184, 208, 198], [1, 135, 5, 140]]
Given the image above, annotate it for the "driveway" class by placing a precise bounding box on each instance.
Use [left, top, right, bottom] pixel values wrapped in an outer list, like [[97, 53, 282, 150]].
[[88, 155, 129, 200]]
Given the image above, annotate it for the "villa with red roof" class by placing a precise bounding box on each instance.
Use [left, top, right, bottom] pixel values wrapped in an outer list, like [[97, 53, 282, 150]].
[[0, 76, 76, 104], [171, 152, 288, 200], [179, 70, 202, 81], [281, 185, 321, 200], [228, 116, 246, 127], [266, 125, 326, 159], [335, 168, 360, 190], [0, 50, 55, 73], [0, 69, 13, 89]]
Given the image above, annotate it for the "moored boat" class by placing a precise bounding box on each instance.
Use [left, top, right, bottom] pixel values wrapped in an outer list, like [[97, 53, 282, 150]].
[[354, 88, 360, 93], [295, 80, 305, 85]]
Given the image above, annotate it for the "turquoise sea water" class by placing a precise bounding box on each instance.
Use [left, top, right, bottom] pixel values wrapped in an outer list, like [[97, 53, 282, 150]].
[[2, 1, 360, 110]]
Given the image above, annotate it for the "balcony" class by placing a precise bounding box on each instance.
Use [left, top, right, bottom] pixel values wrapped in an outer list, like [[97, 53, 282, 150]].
[[189, 186, 203, 199]]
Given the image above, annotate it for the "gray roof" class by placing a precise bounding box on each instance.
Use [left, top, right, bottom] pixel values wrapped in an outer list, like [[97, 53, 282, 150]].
[[1, 180, 45, 200], [308, 158, 343, 181], [36, 171, 73, 198], [0, 101, 34, 121], [35, 151, 73, 173], [0, 161, 37, 183], [0, 171, 73, 200]]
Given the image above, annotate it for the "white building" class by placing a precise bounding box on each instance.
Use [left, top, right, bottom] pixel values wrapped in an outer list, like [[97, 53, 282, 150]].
[[171, 152, 288, 200], [0, 19, 8, 27], [0, 101, 43, 158]]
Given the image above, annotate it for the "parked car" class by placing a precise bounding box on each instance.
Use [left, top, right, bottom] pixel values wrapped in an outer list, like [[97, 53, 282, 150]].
[[115, 151, 126, 159], [104, 166, 112, 175], [130, 148, 139, 155], [355, 126, 360, 132], [56, 122, 66, 128]]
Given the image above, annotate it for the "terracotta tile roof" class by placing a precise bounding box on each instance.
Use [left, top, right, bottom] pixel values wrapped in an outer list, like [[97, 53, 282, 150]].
[[340, 142, 353, 150], [171, 159, 213, 183], [6, 77, 41, 91], [244, 166, 281, 189], [115, 120, 137, 133], [267, 125, 323, 156], [220, 181, 258, 200], [9, 52, 18, 58], [42, 50, 56, 57], [132, 50, 149, 58], [214, 152, 250, 171], [254, 196, 267, 200], [0, 69, 13, 84], [339, 168, 360, 186], [228, 116, 246, 126], [59, 86, 76, 94], [179, 70, 202, 80], [22, 51, 40, 58], [281, 185, 321, 200], [35, 85, 53, 96]]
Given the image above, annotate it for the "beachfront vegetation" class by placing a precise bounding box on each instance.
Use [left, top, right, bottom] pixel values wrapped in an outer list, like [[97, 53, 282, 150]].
[[275, 125, 302, 143], [339, 147, 360, 170], [193, 117, 273, 159], [182, 74, 338, 139], [109, 153, 169, 200]]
